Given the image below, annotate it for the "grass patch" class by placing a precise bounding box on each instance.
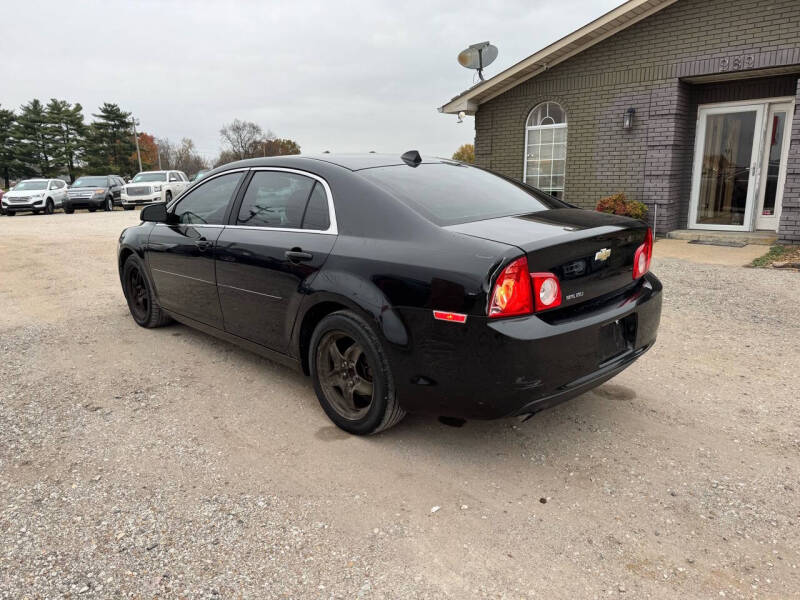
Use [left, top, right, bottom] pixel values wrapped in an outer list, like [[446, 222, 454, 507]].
[[751, 244, 790, 268]]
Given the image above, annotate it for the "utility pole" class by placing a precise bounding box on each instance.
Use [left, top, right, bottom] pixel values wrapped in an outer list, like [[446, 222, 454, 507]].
[[132, 119, 143, 173], [155, 142, 162, 170]]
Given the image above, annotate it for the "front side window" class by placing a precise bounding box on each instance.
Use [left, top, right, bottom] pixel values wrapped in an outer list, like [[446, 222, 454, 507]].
[[172, 172, 243, 225], [237, 171, 323, 229], [524, 102, 567, 199]]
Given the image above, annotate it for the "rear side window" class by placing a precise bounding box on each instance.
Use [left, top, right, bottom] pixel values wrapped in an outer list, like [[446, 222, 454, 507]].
[[360, 162, 564, 226], [237, 171, 316, 229], [301, 183, 330, 230], [172, 172, 243, 225]]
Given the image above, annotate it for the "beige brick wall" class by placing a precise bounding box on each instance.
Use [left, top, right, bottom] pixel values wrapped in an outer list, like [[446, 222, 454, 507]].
[[474, 0, 800, 238]]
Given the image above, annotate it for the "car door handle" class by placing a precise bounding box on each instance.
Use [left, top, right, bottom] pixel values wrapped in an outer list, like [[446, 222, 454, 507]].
[[196, 239, 214, 251], [285, 249, 313, 262]]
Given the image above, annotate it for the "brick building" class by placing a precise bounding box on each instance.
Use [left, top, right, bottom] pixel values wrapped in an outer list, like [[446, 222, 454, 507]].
[[439, 0, 800, 242]]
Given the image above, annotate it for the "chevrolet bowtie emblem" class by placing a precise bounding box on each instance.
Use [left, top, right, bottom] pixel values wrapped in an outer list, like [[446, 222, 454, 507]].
[[595, 248, 612, 261]]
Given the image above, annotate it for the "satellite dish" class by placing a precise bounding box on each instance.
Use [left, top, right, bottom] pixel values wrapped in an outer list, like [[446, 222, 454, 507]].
[[457, 42, 498, 81]]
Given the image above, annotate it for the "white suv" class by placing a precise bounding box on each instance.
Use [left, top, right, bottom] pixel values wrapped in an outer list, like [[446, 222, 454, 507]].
[[1, 178, 68, 216], [121, 170, 189, 210]]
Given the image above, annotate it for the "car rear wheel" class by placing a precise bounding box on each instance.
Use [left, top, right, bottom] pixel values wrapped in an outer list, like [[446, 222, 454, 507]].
[[122, 255, 172, 328], [310, 311, 405, 435]]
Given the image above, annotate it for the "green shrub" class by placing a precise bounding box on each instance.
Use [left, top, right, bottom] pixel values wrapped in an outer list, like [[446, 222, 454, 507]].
[[596, 193, 648, 220]]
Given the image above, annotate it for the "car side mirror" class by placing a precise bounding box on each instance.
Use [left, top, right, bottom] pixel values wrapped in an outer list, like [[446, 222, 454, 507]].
[[140, 202, 169, 223]]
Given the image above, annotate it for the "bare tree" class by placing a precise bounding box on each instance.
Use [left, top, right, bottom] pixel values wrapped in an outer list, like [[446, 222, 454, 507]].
[[157, 137, 208, 176], [219, 119, 267, 160]]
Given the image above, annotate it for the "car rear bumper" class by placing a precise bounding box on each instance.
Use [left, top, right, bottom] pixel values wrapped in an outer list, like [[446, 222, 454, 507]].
[[389, 272, 662, 419]]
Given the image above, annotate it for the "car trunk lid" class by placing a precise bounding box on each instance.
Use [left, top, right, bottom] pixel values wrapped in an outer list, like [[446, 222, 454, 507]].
[[446, 208, 649, 308]]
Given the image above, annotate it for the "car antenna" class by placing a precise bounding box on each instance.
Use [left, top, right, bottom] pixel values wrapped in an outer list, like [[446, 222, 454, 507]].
[[401, 150, 422, 167]]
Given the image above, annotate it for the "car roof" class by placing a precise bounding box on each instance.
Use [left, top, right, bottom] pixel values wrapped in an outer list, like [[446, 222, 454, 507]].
[[215, 153, 456, 172]]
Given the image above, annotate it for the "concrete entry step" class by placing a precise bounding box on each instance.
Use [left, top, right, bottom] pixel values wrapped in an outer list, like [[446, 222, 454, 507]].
[[665, 229, 778, 246]]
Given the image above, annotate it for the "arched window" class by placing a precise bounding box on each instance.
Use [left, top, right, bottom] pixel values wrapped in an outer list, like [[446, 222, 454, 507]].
[[524, 102, 567, 198]]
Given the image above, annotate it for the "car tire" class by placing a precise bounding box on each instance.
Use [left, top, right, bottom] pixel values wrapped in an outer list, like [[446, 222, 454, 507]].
[[165, 191, 172, 203], [309, 310, 405, 435], [105, 196, 113, 211], [88, 207, 96, 212], [6, 211, 14, 217], [64, 206, 74, 214], [121, 255, 173, 328], [45, 199, 54, 215], [123, 205, 134, 211]]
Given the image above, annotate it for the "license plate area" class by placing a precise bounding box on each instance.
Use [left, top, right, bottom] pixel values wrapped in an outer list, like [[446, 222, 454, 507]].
[[598, 314, 636, 364]]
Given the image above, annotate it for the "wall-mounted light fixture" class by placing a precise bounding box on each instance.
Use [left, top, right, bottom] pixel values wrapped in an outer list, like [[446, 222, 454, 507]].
[[623, 107, 635, 129]]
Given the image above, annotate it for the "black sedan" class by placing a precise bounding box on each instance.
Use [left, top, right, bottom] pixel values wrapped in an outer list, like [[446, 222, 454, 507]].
[[117, 153, 661, 435]]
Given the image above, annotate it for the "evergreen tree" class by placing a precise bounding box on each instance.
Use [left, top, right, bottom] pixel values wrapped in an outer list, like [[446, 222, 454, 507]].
[[13, 99, 58, 177], [46, 99, 86, 183], [85, 103, 136, 176], [0, 105, 18, 188]]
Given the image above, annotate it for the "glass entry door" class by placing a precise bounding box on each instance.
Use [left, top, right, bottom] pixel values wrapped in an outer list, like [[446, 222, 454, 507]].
[[689, 104, 764, 231], [755, 102, 792, 231]]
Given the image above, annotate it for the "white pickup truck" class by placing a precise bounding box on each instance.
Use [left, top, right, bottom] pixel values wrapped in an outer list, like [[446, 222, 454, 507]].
[[121, 170, 190, 210]]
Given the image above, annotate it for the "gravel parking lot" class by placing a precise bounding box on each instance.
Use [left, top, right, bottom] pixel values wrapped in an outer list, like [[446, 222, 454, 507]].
[[1, 210, 798, 599]]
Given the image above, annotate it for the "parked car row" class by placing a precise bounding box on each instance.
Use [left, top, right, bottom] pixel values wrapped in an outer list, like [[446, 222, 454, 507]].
[[1, 170, 191, 216]]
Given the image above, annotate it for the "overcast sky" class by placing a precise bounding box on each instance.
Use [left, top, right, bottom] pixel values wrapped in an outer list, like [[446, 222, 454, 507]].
[[5, 0, 620, 162]]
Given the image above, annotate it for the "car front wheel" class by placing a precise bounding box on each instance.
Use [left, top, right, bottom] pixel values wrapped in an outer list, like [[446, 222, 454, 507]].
[[309, 311, 405, 435], [123, 205, 134, 211], [45, 199, 54, 215], [105, 196, 113, 211], [122, 255, 172, 328]]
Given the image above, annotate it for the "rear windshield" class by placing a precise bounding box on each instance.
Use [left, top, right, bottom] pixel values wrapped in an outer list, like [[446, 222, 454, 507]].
[[359, 162, 563, 226]]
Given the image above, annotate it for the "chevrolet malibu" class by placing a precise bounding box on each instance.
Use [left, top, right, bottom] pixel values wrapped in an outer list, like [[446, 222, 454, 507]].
[[117, 153, 661, 435]]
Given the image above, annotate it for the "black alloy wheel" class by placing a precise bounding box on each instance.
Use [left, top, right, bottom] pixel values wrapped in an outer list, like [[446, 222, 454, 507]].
[[310, 311, 405, 435], [316, 331, 375, 421], [122, 256, 172, 328]]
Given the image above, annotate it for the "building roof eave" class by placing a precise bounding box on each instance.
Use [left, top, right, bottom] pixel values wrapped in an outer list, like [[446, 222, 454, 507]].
[[438, 0, 679, 114]]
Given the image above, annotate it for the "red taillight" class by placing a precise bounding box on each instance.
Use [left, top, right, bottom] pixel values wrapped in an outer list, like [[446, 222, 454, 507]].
[[488, 256, 533, 318], [488, 258, 562, 318], [633, 227, 653, 279], [531, 273, 562, 312]]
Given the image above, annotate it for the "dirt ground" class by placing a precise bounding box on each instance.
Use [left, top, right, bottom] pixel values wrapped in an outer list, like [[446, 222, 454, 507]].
[[1, 210, 798, 599]]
